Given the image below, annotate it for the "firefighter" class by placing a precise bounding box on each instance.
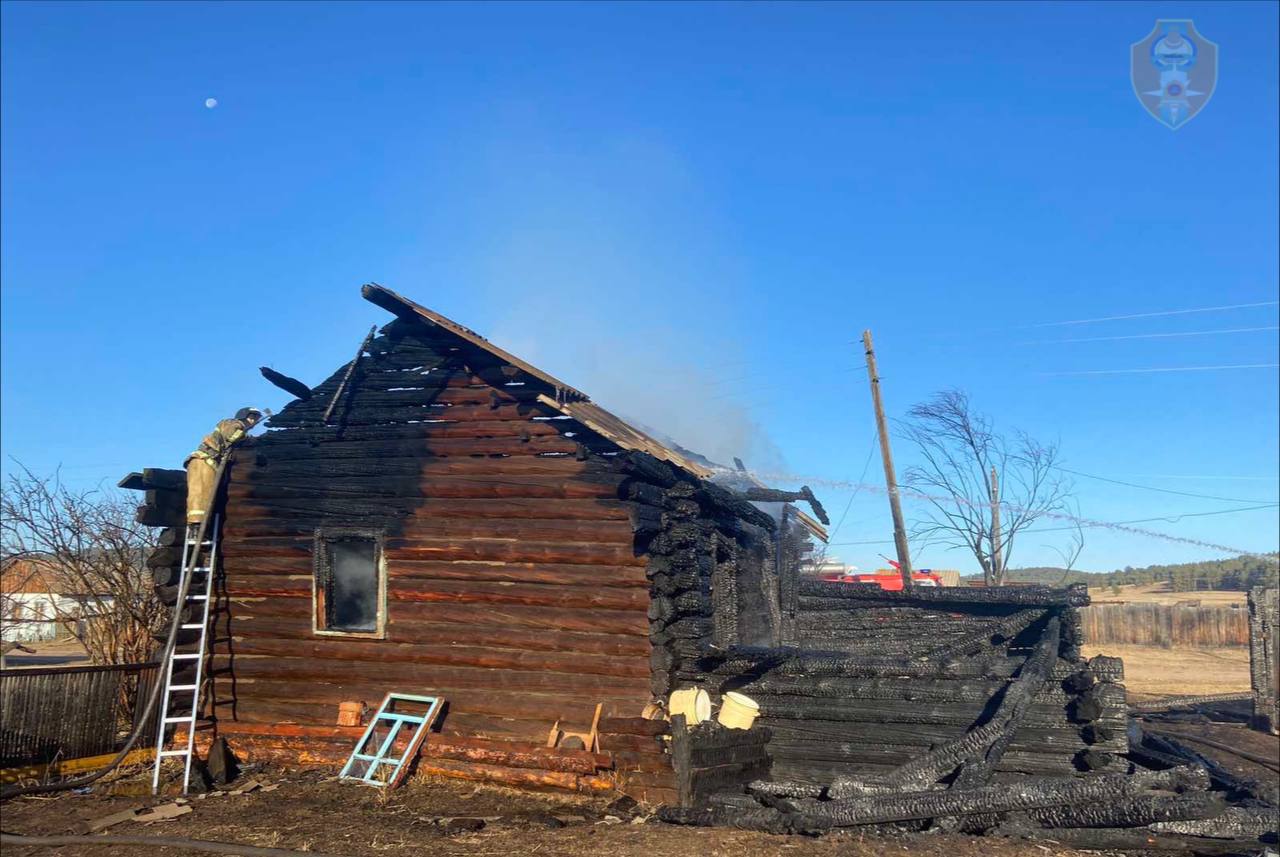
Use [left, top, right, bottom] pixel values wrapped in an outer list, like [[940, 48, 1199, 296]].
[[185, 408, 262, 526]]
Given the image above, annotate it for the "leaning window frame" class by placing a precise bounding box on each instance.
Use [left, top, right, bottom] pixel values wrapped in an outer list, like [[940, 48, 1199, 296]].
[[312, 527, 388, 640]]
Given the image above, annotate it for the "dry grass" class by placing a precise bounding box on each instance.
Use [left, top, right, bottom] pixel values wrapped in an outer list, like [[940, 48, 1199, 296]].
[[1082, 643, 1250, 700], [1088, 582, 1246, 607]]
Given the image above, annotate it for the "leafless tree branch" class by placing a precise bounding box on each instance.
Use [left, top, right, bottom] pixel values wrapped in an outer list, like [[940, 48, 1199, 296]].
[[900, 390, 1080, 586]]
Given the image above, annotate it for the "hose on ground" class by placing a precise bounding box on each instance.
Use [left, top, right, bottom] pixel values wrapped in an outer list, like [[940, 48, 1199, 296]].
[[1, 831, 351, 857]]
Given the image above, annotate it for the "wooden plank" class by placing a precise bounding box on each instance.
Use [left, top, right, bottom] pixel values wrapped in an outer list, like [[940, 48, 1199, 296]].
[[0, 748, 153, 785]]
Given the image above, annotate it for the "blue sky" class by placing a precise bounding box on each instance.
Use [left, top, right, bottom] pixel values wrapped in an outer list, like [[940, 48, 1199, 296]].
[[2, 1, 1276, 573]]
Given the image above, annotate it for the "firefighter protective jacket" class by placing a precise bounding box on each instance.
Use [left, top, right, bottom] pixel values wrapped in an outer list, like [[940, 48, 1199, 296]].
[[185, 418, 251, 467]]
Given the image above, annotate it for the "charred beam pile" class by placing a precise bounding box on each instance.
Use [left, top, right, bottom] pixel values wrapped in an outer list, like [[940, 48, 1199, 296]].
[[685, 582, 1126, 785]]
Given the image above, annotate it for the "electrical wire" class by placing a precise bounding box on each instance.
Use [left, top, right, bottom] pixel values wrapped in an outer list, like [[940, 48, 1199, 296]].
[[752, 469, 1278, 559], [1031, 300, 1279, 328], [1040, 363, 1279, 376], [826, 501, 1280, 545], [1055, 466, 1280, 505], [1020, 325, 1279, 345], [827, 431, 879, 540]]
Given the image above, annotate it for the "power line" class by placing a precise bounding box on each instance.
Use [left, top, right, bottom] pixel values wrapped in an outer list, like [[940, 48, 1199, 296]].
[[750, 469, 1277, 559], [1021, 326, 1279, 346], [828, 430, 879, 540], [1018, 503, 1280, 535], [1032, 300, 1279, 328], [1040, 363, 1279, 377], [827, 503, 1280, 545], [1056, 466, 1279, 505]]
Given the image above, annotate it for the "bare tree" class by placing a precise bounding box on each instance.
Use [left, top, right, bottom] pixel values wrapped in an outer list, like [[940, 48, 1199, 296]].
[[900, 390, 1078, 586], [1, 464, 163, 664]]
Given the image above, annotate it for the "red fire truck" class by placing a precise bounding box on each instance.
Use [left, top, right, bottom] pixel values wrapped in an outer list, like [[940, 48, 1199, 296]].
[[819, 559, 944, 590]]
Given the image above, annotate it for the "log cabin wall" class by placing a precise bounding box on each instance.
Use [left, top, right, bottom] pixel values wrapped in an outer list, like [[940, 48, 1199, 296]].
[[201, 317, 664, 745], [687, 583, 1129, 788]]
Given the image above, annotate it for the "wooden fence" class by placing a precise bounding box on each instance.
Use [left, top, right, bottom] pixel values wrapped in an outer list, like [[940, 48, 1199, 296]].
[[0, 661, 159, 766], [1080, 603, 1249, 648]]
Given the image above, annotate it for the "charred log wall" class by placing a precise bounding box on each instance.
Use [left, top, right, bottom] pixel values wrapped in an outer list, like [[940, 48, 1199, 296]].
[[687, 582, 1127, 787], [670, 715, 771, 808], [152, 318, 678, 746]]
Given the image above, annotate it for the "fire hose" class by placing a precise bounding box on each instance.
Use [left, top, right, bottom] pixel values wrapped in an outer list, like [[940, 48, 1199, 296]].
[[1, 456, 228, 801]]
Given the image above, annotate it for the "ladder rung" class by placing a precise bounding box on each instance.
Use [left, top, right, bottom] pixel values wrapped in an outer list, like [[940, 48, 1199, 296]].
[[167, 684, 197, 691], [164, 716, 196, 724], [180, 623, 205, 630], [158, 749, 190, 757], [171, 652, 202, 659], [186, 594, 209, 601]]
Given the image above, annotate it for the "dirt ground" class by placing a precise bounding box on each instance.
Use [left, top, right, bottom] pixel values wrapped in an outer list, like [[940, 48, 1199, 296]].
[[1080, 644, 1250, 700], [3, 765, 1160, 857]]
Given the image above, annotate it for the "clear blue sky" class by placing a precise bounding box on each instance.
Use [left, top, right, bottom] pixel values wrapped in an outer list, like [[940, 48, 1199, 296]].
[[3, 1, 1277, 574]]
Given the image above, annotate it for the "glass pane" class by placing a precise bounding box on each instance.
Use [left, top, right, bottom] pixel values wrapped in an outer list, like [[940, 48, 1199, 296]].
[[327, 539, 378, 632]]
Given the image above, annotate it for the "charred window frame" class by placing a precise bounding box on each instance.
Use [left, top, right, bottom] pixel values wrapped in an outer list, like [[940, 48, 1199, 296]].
[[313, 528, 387, 639]]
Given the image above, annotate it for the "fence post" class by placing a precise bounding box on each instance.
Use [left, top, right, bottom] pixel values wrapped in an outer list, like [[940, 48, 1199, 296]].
[[1248, 587, 1278, 734]]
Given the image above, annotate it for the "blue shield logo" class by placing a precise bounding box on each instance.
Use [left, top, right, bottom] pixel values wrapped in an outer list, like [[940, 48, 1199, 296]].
[[1131, 20, 1218, 130]]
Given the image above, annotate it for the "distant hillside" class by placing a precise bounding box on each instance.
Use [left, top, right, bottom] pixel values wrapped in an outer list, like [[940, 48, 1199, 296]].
[[960, 567, 1100, 586], [961, 555, 1278, 592], [1106, 554, 1278, 592]]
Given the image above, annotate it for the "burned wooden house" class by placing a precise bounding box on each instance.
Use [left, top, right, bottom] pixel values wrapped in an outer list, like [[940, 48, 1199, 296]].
[[121, 283, 1274, 845]]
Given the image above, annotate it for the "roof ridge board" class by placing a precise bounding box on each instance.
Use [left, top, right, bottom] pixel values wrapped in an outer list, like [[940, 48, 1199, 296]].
[[362, 283, 590, 402]]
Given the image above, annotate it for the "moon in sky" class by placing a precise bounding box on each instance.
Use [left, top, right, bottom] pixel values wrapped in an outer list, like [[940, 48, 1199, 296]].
[[205, 98, 218, 109]]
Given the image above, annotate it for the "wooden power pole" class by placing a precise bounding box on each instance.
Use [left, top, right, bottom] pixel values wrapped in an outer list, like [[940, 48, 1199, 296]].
[[989, 465, 1003, 587], [861, 330, 913, 589]]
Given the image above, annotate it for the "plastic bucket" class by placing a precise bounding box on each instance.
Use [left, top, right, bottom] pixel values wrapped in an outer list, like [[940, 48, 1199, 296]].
[[668, 687, 711, 725], [717, 691, 760, 730]]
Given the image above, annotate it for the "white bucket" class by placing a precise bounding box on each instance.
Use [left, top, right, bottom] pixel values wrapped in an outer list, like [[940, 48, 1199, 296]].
[[717, 691, 760, 730], [668, 687, 711, 725]]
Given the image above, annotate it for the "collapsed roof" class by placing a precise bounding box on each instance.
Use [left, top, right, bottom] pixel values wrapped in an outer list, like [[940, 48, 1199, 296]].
[[359, 283, 827, 538]]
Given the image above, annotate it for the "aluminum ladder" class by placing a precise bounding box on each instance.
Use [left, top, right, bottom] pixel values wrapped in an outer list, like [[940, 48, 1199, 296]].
[[151, 514, 220, 795]]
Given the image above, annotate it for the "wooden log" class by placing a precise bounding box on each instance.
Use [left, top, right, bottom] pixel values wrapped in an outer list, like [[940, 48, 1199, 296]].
[[136, 504, 184, 528], [225, 613, 651, 657], [259, 367, 313, 400], [224, 497, 633, 527], [221, 554, 646, 589], [228, 598, 650, 636], [221, 574, 649, 611], [247, 435, 594, 462], [798, 578, 1085, 608], [1020, 792, 1223, 829], [599, 717, 670, 737], [237, 473, 625, 500], [118, 468, 187, 492], [225, 636, 649, 678], [251, 417, 589, 444], [210, 654, 649, 696], [795, 767, 1208, 829]]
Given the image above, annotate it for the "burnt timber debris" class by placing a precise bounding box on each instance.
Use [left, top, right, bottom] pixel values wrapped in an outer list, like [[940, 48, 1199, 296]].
[[117, 283, 1278, 849]]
